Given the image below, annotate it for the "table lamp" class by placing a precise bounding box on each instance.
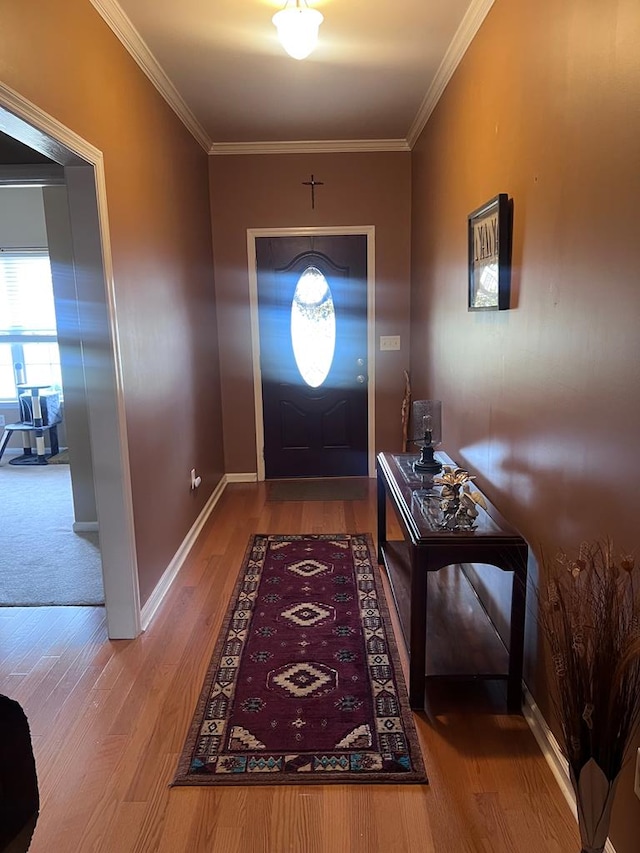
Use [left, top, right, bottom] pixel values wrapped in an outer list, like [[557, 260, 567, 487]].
[[411, 400, 442, 473]]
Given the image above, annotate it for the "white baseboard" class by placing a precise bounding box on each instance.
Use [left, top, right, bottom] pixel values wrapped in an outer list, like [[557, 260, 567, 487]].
[[140, 474, 227, 630], [225, 472, 258, 483], [73, 521, 99, 533], [523, 685, 617, 853]]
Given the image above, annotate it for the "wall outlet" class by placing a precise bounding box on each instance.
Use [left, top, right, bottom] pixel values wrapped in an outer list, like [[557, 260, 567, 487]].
[[380, 335, 400, 351], [635, 747, 640, 800]]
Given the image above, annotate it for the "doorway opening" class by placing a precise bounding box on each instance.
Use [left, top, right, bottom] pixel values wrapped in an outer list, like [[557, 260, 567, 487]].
[[0, 84, 140, 638]]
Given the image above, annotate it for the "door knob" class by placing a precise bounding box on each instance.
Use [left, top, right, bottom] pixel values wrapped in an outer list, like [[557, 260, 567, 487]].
[[356, 374, 366, 384], [356, 358, 365, 367]]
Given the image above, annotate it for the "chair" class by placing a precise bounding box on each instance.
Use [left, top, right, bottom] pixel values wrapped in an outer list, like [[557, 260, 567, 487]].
[[0, 384, 62, 465]]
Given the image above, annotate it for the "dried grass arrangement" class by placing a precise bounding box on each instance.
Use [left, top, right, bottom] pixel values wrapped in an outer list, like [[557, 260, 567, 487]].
[[539, 540, 640, 853]]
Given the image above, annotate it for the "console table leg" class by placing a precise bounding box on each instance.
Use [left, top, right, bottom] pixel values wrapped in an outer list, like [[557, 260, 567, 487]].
[[507, 565, 527, 712], [409, 546, 427, 710], [376, 471, 386, 564]]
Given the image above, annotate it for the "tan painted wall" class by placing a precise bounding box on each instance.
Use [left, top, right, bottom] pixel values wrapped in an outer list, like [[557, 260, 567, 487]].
[[0, 0, 224, 605], [410, 0, 640, 849], [209, 152, 411, 475]]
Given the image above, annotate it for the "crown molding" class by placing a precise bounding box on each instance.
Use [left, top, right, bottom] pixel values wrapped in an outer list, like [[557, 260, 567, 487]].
[[209, 138, 411, 156], [406, 0, 495, 148], [88, 0, 212, 152], [89, 0, 491, 157]]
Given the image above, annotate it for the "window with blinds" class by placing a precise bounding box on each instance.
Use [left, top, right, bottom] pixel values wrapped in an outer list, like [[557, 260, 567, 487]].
[[0, 248, 62, 400]]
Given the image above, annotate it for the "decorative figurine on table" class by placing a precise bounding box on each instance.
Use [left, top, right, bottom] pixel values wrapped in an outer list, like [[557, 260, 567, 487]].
[[434, 465, 486, 530]]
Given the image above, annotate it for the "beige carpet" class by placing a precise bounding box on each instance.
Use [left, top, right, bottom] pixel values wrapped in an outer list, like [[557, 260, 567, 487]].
[[0, 461, 104, 606]]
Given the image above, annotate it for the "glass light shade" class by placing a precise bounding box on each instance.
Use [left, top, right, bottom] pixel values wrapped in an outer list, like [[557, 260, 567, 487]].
[[411, 400, 442, 447], [272, 5, 323, 60]]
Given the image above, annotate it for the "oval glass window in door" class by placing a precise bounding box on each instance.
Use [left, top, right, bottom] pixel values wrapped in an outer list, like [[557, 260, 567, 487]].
[[290, 266, 336, 388]]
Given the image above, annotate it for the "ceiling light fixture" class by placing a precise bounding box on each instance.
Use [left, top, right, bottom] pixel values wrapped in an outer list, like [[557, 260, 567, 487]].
[[272, 0, 324, 61]]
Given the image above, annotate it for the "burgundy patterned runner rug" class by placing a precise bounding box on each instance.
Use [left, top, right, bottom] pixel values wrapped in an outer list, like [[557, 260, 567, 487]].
[[173, 533, 426, 785]]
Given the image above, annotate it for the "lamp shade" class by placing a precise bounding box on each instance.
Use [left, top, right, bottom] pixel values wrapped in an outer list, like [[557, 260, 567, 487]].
[[272, 3, 323, 60], [411, 400, 442, 447]]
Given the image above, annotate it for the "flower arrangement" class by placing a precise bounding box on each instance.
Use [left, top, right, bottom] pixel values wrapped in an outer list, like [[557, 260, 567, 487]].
[[538, 540, 640, 853], [433, 465, 486, 529]]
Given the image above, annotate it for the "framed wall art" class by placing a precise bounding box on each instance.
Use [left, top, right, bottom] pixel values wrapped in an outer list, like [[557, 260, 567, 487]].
[[468, 193, 512, 311]]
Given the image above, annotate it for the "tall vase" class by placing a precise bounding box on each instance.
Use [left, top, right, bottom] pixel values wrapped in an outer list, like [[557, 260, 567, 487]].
[[570, 758, 619, 853]]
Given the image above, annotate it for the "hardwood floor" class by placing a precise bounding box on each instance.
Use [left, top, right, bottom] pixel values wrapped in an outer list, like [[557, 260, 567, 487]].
[[0, 481, 579, 852]]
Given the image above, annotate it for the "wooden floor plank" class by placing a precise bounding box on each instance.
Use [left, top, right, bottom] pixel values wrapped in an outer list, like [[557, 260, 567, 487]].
[[0, 481, 580, 852]]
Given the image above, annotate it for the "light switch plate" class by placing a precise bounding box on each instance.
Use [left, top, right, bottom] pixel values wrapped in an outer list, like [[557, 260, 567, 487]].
[[380, 335, 400, 351]]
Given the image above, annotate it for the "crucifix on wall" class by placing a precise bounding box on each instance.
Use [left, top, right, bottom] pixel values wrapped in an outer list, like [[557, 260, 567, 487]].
[[302, 174, 324, 210]]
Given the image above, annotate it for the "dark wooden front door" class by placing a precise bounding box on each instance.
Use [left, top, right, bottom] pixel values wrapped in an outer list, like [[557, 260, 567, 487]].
[[256, 235, 368, 479]]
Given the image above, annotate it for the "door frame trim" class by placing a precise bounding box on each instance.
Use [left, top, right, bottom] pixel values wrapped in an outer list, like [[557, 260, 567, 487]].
[[247, 226, 376, 481], [0, 81, 141, 638]]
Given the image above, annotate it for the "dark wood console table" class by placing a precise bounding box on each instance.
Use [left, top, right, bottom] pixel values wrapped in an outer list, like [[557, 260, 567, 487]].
[[377, 451, 528, 712]]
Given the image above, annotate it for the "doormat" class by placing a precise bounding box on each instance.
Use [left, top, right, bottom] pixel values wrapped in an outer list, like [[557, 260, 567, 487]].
[[267, 478, 369, 502], [173, 533, 426, 786]]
